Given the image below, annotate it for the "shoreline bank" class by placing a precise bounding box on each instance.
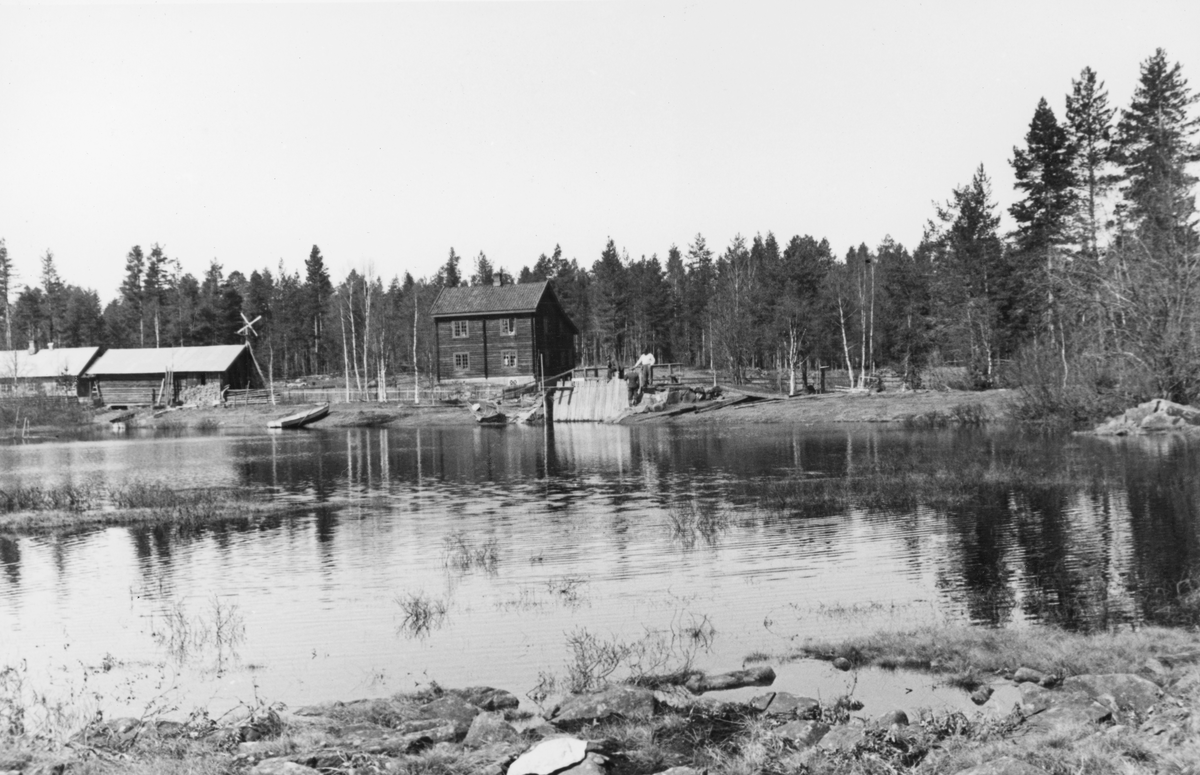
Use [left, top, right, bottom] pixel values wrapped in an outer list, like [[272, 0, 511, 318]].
[[2, 388, 1018, 436], [3, 624, 1197, 775]]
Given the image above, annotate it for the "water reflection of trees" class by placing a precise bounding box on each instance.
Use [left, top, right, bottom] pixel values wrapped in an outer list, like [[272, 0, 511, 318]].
[[5, 426, 1199, 634]]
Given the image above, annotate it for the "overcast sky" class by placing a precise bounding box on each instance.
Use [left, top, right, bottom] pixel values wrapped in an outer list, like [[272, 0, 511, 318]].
[[2, 1, 1198, 302]]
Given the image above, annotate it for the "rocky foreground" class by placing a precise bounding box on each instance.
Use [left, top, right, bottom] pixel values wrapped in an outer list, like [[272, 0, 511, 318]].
[[7, 658, 1198, 775]]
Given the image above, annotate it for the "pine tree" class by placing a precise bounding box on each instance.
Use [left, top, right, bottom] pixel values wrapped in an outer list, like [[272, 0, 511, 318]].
[[1064, 67, 1116, 261], [0, 238, 13, 350], [437, 248, 462, 288], [1010, 99, 1076, 358], [39, 250, 66, 346], [1112, 48, 1200, 252], [304, 245, 333, 372], [1010, 98, 1076, 254], [143, 244, 169, 347], [121, 245, 145, 346], [929, 165, 1011, 385], [471, 251, 495, 286]]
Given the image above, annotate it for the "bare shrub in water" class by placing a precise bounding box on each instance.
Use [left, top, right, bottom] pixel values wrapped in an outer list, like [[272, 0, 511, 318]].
[[396, 591, 448, 638], [440, 531, 499, 573], [0, 662, 95, 746], [152, 596, 245, 671], [666, 500, 733, 547], [546, 575, 588, 607], [558, 611, 717, 694]]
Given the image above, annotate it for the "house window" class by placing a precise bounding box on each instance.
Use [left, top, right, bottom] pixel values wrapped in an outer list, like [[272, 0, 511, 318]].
[[454, 352, 470, 369], [452, 320, 469, 338], [502, 350, 517, 368], [500, 317, 516, 336]]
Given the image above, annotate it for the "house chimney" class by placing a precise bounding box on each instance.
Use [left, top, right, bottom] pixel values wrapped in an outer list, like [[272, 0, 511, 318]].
[[47, 342, 55, 350], [493, 276, 502, 287], [27, 341, 37, 356]]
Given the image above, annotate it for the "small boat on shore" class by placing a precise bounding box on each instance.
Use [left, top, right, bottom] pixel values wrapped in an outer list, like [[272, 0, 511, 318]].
[[268, 403, 330, 429], [469, 401, 507, 425]]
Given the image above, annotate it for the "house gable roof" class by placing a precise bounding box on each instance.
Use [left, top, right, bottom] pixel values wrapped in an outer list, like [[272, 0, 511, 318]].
[[0, 346, 103, 380], [82, 345, 248, 376], [430, 281, 549, 318]]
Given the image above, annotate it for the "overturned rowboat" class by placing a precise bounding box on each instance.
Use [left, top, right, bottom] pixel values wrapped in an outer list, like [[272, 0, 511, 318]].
[[268, 403, 330, 429]]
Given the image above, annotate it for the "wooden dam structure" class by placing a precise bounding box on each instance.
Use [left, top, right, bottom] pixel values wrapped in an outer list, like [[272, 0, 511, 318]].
[[546, 376, 630, 423]]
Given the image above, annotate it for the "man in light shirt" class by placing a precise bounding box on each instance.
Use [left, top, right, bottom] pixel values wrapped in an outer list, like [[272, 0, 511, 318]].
[[633, 349, 656, 389]]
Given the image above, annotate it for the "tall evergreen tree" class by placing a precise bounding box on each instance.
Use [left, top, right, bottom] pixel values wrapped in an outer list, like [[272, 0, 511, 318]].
[[121, 245, 145, 346], [437, 248, 462, 288], [39, 250, 66, 346], [685, 234, 715, 368], [1010, 98, 1076, 356], [929, 165, 1013, 385], [304, 245, 333, 372], [1064, 67, 1116, 261], [1112, 48, 1200, 252], [143, 244, 169, 347], [1010, 98, 1076, 254], [0, 238, 10, 350], [471, 251, 495, 286], [589, 239, 628, 362]]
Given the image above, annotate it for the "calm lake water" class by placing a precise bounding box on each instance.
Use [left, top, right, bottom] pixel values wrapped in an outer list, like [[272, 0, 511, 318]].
[[1, 424, 1198, 720]]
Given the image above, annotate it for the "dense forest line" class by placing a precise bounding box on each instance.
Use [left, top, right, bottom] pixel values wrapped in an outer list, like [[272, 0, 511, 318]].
[[1, 49, 1197, 416]]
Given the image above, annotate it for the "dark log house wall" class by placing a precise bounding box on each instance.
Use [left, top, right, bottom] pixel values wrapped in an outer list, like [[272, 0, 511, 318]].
[[432, 281, 578, 383], [436, 315, 537, 382]]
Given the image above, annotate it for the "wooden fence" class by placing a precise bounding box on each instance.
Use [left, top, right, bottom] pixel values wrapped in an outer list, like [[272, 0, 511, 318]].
[[227, 383, 503, 406]]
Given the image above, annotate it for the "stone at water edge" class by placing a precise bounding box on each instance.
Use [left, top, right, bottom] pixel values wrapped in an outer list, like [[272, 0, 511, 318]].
[[832, 657, 853, 671], [817, 721, 867, 752], [876, 709, 909, 726], [507, 737, 588, 775], [417, 694, 482, 738], [547, 685, 656, 725], [458, 686, 521, 711], [1012, 667, 1046, 685], [970, 686, 994, 705], [774, 720, 831, 748], [463, 712, 523, 749], [1062, 674, 1163, 715], [684, 665, 776, 694]]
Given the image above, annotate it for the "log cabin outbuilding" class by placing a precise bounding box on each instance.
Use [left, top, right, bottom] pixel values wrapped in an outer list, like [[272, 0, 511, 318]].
[[430, 281, 577, 384], [80, 344, 256, 406], [0, 345, 104, 398]]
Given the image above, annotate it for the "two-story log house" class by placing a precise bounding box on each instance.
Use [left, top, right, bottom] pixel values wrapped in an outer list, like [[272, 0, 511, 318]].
[[430, 280, 577, 384]]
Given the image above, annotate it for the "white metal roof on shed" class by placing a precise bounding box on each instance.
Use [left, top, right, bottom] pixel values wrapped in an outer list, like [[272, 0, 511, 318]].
[[0, 347, 102, 380], [82, 345, 248, 376]]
